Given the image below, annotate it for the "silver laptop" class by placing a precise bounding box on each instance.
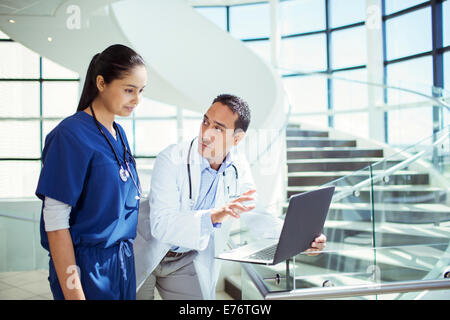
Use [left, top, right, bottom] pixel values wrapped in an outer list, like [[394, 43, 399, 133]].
[[216, 186, 335, 265]]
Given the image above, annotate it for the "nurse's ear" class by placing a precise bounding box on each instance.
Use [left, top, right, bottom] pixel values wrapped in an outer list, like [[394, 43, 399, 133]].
[[96, 75, 106, 93]]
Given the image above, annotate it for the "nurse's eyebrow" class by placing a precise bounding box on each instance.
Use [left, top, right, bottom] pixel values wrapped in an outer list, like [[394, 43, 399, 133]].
[[124, 84, 146, 89]]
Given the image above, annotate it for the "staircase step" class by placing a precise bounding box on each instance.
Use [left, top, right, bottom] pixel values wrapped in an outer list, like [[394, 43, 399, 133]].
[[286, 185, 447, 204], [281, 198, 450, 223], [294, 241, 443, 282], [287, 147, 383, 159], [283, 200, 450, 212], [287, 158, 396, 172], [287, 170, 429, 186], [322, 220, 450, 243], [328, 202, 450, 224], [286, 129, 329, 137], [224, 274, 241, 300], [286, 137, 356, 148]]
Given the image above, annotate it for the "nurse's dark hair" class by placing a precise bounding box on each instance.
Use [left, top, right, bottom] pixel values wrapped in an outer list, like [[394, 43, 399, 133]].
[[77, 44, 145, 112], [212, 94, 251, 133]]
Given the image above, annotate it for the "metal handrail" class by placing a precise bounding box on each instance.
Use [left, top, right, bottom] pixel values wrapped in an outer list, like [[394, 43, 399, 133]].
[[278, 67, 450, 111], [237, 238, 450, 300], [264, 279, 450, 300]]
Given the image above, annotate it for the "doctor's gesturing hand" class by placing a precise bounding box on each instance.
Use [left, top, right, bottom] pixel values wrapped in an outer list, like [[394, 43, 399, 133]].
[[210, 189, 256, 225]]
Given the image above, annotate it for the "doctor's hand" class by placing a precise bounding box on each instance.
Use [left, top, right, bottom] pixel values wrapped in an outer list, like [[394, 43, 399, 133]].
[[210, 189, 256, 225], [303, 234, 327, 257]]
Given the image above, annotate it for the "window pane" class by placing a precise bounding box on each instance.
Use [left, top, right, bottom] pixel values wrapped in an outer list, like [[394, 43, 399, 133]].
[[445, 52, 450, 91], [42, 57, 79, 79], [244, 40, 271, 65], [0, 161, 41, 198], [134, 98, 177, 118], [330, 0, 366, 28], [333, 68, 368, 111], [444, 0, 449, 47], [388, 107, 433, 145], [183, 109, 203, 118], [385, 0, 428, 15], [195, 6, 227, 31], [283, 75, 328, 114], [280, 34, 327, 72], [182, 118, 202, 141], [115, 118, 134, 152], [445, 52, 450, 128], [135, 120, 177, 155], [229, 3, 270, 39], [0, 121, 40, 158], [0, 82, 39, 117], [280, 0, 325, 35], [0, 42, 39, 79], [42, 82, 79, 118], [386, 56, 433, 103], [385, 8, 432, 61], [42, 120, 61, 148], [386, 57, 434, 145], [334, 112, 369, 138], [331, 25, 367, 69]]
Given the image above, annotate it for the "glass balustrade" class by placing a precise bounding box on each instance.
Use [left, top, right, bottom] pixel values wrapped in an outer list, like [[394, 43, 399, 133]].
[[239, 74, 450, 300]]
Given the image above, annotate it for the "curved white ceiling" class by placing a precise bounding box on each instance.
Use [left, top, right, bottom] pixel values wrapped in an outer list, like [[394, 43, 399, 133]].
[[0, 0, 283, 129]]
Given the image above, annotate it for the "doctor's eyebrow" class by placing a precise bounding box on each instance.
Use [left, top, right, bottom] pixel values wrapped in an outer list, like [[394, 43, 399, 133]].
[[203, 114, 228, 129]]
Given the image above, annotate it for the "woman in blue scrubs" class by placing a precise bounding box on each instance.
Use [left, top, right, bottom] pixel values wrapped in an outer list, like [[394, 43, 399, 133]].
[[35, 44, 147, 300]]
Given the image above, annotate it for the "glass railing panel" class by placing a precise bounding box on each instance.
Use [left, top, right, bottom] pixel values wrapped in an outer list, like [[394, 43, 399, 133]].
[[237, 166, 378, 298], [321, 166, 374, 252], [239, 70, 450, 300], [368, 127, 450, 298], [240, 245, 450, 300], [374, 244, 450, 300], [0, 199, 47, 272]]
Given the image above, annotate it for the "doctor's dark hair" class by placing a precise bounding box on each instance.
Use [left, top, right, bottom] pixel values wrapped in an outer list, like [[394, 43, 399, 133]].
[[212, 94, 251, 133], [77, 44, 145, 112]]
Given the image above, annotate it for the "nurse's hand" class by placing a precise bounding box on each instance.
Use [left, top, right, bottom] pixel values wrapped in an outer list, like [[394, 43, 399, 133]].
[[303, 234, 327, 256], [47, 229, 86, 300], [210, 189, 256, 225]]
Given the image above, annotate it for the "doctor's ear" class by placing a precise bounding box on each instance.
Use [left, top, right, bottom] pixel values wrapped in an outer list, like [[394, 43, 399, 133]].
[[232, 129, 245, 146], [96, 75, 106, 92]]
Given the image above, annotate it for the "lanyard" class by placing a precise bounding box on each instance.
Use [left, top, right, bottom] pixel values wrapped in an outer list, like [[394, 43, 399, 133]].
[[89, 105, 143, 199]]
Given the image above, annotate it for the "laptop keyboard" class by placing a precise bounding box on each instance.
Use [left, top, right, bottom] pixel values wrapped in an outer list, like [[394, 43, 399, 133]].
[[247, 244, 277, 261]]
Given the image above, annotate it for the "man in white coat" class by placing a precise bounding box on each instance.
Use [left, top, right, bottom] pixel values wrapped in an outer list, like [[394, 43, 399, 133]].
[[134, 94, 326, 300]]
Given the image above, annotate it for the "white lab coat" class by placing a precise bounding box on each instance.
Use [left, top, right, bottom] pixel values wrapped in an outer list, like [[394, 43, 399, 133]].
[[133, 138, 264, 299]]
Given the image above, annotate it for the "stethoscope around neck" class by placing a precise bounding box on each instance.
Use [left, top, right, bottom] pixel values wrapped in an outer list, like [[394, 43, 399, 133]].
[[88, 105, 144, 200], [187, 137, 239, 203]]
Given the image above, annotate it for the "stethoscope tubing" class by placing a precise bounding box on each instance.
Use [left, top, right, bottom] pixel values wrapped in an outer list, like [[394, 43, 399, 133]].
[[187, 137, 238, 201], [88, 105, 143, 198]]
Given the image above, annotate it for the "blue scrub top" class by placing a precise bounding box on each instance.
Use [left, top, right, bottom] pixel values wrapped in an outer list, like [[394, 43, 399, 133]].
[[36, 111, 139, 251]]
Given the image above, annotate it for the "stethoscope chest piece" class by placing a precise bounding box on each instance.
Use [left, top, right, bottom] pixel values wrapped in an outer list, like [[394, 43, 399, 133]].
[[119, 166, 129, 182]]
